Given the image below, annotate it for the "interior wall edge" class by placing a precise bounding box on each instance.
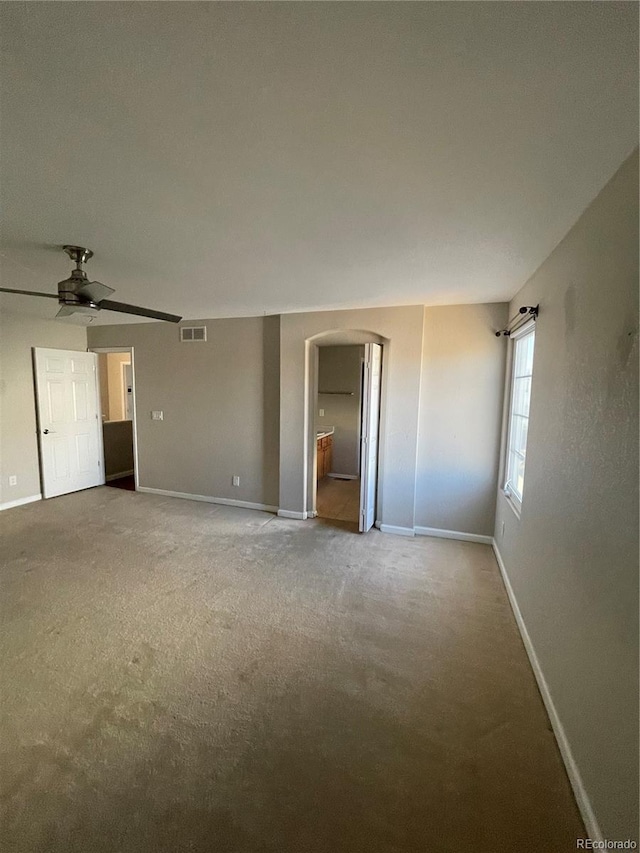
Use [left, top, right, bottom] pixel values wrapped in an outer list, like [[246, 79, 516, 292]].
[[378, 524, 415, 537], [414, 526, 493, 545], [136, 486, 278, 514]]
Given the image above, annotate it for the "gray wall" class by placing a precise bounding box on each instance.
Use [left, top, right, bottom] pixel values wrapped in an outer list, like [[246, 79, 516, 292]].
[[88, 316, 280, 508], [0, 311, 87, 505], [317, 345, 363, 476], [416, 304, 508, 535], [103, 420, 134, 478], [494, 151, 639, 840]]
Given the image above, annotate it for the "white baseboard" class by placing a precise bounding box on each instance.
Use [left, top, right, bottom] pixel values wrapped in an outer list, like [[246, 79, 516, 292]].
[[491, 540, 602, 842], [277, 509, 308, 520], [327, 473, 358, 480], [106, 470, 134, 482], [379, 524, 415, 537], [0, 494, 42, 511], [136, 486, 277, 514], [415, 526, 493, 545]]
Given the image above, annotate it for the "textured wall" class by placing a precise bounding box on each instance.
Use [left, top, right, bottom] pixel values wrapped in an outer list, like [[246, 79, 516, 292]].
[[416, 303, 508, 536], [0, 311, 87, 505], [88, 316, 280, 508], [317, 346, 363, 477], [494, 151, 639, 839]]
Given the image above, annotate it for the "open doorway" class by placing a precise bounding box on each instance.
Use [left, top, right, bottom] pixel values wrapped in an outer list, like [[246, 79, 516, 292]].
[[315, 345, 363, 525], [92, 347, 137, 491], [314, 343, 382, 531]]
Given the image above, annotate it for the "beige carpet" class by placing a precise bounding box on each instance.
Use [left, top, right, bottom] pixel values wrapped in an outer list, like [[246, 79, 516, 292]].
[[0, 487, 583, 852]]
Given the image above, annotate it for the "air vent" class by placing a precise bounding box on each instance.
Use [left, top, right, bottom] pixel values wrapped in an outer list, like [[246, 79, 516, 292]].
[[180, 325, 207, 342]]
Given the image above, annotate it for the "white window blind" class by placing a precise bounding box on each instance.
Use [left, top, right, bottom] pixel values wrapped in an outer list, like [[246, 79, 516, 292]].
[[505, 323, 535, 508]]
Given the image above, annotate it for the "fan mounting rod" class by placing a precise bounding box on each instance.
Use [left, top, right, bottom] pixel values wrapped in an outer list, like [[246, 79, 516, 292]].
[[63, 245, 93, 270]]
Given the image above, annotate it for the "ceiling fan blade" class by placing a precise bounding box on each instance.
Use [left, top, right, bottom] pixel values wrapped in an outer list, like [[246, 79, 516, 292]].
[[0, 287, 58, 299], [76, 280, 115, 303], [99, 299, 182, 323], [56, 305, 97, 324]]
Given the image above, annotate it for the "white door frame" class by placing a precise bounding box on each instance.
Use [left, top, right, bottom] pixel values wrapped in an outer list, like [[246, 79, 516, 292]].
[[305, 336, 386, 525], [90, 346, 140, 490], [358, 343, 382, 532], [121, 360, 133, 421]]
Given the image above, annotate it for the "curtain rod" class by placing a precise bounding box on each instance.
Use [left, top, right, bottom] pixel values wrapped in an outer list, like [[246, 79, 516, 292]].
[[495, 305, 538, 337]]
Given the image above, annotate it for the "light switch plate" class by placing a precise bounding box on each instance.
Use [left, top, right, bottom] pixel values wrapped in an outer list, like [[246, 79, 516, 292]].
[[319, 409, 325, 417], [232, 475, 240, 486], [151, 411, 164, 421]]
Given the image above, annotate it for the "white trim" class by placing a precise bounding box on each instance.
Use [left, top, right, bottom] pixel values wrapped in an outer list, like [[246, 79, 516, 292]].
[[120, 360, 133, 421], [415, 526, 493, 545], [379, 524, 415, 537], [0, 494, 42, 511], [327, 472, 359, 480], [106, 470, 134, 482], [491, 540, 602, 842], [277, 509, 308, 520], [136, 486, 277, 513], [89, 347, 133, 353]]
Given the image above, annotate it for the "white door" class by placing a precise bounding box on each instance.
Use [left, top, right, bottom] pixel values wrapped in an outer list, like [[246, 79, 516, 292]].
[[33, 348, 104, 498], [359, 343, 382, 532]]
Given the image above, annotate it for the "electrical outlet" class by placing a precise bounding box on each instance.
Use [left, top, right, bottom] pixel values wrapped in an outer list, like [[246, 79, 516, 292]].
[[8, 475, 17, 486], [319, 408, 325, 417], [151, 411, 163, 421], [232, 475, 240, 486]]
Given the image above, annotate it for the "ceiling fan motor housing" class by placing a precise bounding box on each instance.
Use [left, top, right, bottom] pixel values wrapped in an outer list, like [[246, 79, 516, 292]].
[[57, 271, 99, 307], [58, 246, 100, 306]]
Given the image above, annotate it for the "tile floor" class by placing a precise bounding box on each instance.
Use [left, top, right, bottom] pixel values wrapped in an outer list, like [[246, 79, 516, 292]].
[[316, 476, 360, 523]]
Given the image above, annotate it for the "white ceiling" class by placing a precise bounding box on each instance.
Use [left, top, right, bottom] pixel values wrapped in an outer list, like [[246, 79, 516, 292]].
[[1, 2, 637, 324]]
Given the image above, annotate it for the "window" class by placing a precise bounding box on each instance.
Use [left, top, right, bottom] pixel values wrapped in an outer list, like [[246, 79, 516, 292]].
[[504, 322, 535, 510]]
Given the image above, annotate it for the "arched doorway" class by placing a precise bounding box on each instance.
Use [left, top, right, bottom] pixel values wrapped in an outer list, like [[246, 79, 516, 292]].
[[306, 330, 385, 531]]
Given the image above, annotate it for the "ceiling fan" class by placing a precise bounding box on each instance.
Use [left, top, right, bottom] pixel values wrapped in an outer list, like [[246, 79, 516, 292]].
[[0, 246, 182, 323]]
